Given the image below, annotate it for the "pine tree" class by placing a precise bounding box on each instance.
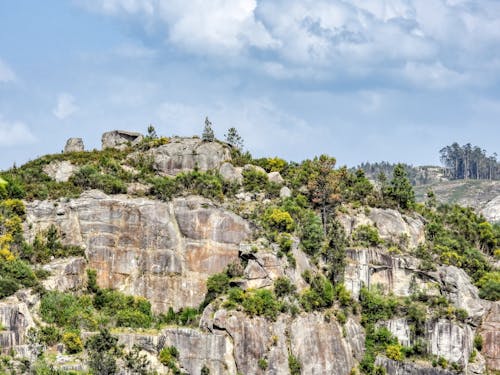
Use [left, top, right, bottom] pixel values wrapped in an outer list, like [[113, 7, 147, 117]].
[[384, 164, 415, 210], [202, 117, 215, 142], [224, 127, 244, 150]]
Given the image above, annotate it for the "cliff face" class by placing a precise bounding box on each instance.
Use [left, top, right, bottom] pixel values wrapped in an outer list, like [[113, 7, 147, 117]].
[[1, 135, 498, 375], [24, 191, 250, 312]]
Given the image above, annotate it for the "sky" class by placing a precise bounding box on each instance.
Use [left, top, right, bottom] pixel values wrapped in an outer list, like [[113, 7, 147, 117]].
[[1, 0, 500, 170]]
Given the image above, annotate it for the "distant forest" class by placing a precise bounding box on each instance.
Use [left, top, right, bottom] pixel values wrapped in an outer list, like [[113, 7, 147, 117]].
[[357, 143, 499, 185], [439, 142, 499, 180]]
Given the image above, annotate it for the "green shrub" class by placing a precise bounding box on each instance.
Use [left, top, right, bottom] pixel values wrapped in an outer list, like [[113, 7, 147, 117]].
[[62, 332, 83, 354], [288, 354, 301, 375], [40, 291, 97, 330], [352, 225, 382, 247], [474, 334, 483, 351], [476, 271, 500, 301], [300, 274, 334, 311], [299, 211, 323, 255], [258, 358, 268, 370], [386, 344, 404, 361], [159, 346, 179, 368], [242, 289, 280, 320], [263, 208, 295, 233], [274, 277, 296, 298], [242, 168, 269, 192], [359, 287, 399, 325], [203, 272, 230, 305], [38, 326, 61, 346]]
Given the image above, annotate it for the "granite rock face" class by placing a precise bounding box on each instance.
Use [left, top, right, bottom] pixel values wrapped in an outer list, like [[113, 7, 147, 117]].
[[480, 302, 500, 371], [24, 192, 251, 312], [102, 130, 143, 150], [64, 137, 84, 153], [43, 161, 77, 183], [139, 137, 231, 176], [339, 208, 425, 249], [344, 248, 440, 299], [480, 195, 500, 223], [211, 310, 364, 375], [375, 356, 457, 375], [426, 319, 473, 365], [0, 296, 34, 354]]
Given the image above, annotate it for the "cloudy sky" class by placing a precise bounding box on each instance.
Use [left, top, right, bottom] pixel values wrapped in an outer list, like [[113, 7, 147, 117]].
[[1, 0, 500, 170]]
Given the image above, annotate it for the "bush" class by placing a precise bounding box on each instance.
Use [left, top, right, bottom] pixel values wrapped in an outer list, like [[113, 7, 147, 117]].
[[386, 344, 404, 361], [274, 277, 296, 298], [242, 168, 269, 192], [474, 334, 483, 351], [159, 346, 179, 368], [352, 225, 382, 247], [258, 358, 268, 370], [288, 354, 301, 375], [476, 271, 500, 301], [242, 289, 280, 320], [62, 332, 83, 354], [299, 211, 323, 255], [359, 287, 399, 325], [203, 272, 230, 305], [38, 326, 61, 346], [263, 208, 295, 233], [300, 274, 334, 311]]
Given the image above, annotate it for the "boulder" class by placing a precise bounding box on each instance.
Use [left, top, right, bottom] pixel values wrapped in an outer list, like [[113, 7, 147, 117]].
[[280, 186, 292, 198], [219, 162, 243, 184], [102, 130, 143, 150], [268, 171, 284, 184], [438, 266, 485, 324], [43, 160, 77, 182], [64, 137, 84, 153], [481, 195, 500, 223], [135, 137, 231, 176], [243, 164, 267, 175], [41, 257, 87, 291]]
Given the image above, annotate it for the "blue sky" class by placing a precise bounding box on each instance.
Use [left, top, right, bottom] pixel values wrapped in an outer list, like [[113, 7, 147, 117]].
[[1, 0, 500, 170]]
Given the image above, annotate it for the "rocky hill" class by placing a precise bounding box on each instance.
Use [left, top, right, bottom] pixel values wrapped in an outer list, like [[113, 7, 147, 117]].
[[415, 180, 500, 223], [0, 130, 498, 375]]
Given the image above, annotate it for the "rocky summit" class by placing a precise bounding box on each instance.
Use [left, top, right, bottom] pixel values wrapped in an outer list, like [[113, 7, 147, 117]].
[[0, 130, 498, 375]]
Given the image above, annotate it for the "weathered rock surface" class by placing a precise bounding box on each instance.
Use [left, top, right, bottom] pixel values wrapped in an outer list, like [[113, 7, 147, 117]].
[[381, 318, 412, 347], [24, 192, 250, 312], [268, 171, 284, 184], [102, 130, 143, 150], [279, 186, 291, 199], [426, 319, 473, 365], [64, 137, 84, 153], [438, 266, 485, 324], [118, 328, 237, 375], [344, 248, 440, 299], [43, 161, 77, 182], [479, 302, 500, 371], [219, 162, 243, 184], [480, 195, 500, 223], [211, 310, 364, 375], [138, 137, 231, 176], [41, 257, 87, 292], [375, 356, 456, 375], [339, 208, 425, 249], [0, 296, 34, 354]]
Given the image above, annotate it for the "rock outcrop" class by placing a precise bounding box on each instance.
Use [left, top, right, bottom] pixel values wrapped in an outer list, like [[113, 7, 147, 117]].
[[64, 137, 84, 153], [209, 310, 364, 375], [426, 319, 473, 365], [344, 248, 440, 299], [479, 302, 500, 371], [375, 356, 456, 375], [102, 130, 143, 150], [219, 162, 243, 184], [0, 296, 34, 355], [24, 192, 251, 312], [136, 137, 231, 176], [481, 195, 500, 223], [43, 161, 77, 183], [339, 208, 425, 249]]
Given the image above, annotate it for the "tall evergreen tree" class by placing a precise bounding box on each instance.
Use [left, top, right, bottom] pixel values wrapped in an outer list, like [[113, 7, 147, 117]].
[[202, 117, 215, 142], [224, 127, 244, 150], [384, 164, 415, 210]]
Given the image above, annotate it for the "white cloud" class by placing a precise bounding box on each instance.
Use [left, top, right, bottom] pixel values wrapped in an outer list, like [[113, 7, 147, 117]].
[[82, 0, 500, 89], [0, 116, 36, 146], [53, 93, 79, 120], [0, 58, 16, 82]]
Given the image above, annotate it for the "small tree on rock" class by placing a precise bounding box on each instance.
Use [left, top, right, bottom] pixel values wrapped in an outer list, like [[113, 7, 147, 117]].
[[224, 127, 244, 150], [202, 117, 215, 142]]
